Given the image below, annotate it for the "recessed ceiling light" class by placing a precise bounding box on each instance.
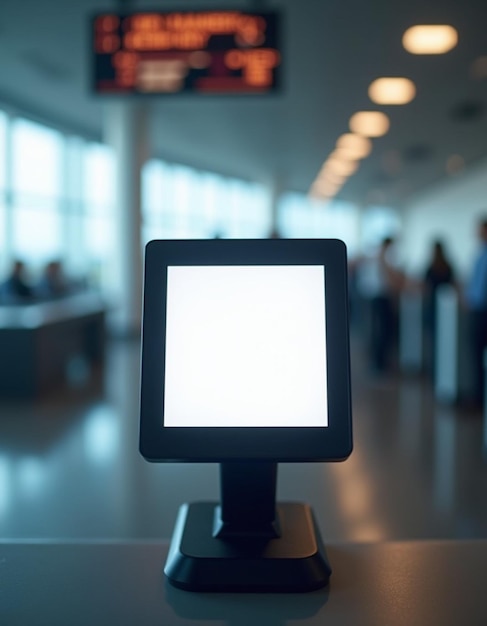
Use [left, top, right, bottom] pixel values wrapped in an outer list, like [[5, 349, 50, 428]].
[[368, 78, 416, 105], [314, 176, 342, 191], [325, 157, 359, 177], [318, 167, 347, 185], [310, 188, 332, 198], [331, 147, 363, 162], [335, 133, 372, 159], [349, 111, 390, 137], [309, 191, 332, 203], [402, 25, 458, 55], [311, 180, 341, 197]]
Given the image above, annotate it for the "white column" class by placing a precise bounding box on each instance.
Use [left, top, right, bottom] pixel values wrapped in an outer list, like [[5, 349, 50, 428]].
[[355, 204, 367, 252], [268, 177, 284, 237], [104, 102, 148, 335], [399, 291, 423, 373], [434, 285, 459, 403], [3, 112, 14, 270], [64, 136, 85, 277]]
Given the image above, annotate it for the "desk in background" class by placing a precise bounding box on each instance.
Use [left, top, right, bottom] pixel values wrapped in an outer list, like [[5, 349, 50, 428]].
[[0, 293, 107, 399]]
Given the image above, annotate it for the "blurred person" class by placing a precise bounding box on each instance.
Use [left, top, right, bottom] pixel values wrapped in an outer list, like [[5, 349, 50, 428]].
[[466, 216, 487, 408], [422, 239, 456, 373], [37, 260, 70, 299], [357, 237, 404, 373], [268, 228, 282, 239], [0, 260, 33, 302]]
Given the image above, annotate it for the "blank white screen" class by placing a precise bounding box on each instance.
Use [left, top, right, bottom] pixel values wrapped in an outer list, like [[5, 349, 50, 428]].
[[164, 265, 327, 427]]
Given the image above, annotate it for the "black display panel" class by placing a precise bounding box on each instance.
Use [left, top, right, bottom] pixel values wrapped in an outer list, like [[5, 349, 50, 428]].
[[92, 10, 280, 94], [139, 239, 352, 462]]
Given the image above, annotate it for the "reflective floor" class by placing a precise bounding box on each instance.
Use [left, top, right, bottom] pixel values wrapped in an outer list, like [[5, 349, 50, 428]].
[[0, 337, 486, 542]]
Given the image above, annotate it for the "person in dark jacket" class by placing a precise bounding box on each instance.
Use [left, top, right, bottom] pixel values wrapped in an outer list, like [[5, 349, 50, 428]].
[[0, 260, 33, 302], [422, 239, 456, 373], [466, 217, 487, 408]]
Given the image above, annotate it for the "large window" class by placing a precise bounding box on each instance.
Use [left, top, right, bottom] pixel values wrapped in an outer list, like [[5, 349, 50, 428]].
[[0, 111, 6, 191], [0, 109, 275, 293], [218, 178, 271, 238], [0, 114, 118, 289], [0, 112, 7, 274], [10, 119, 64, 267], [0, 105, 377, 295], [12, 119, 63, 197], [278, 193, 360, 255], [360, 206, 401, 251], [141, 159, 271, 242], [64, 137, 86, 276], [83, 142, 115, 287]]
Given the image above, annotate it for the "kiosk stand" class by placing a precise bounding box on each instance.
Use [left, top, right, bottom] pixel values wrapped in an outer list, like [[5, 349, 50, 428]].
[[139, 239, 352, 593], [165, 462, 331, 591]]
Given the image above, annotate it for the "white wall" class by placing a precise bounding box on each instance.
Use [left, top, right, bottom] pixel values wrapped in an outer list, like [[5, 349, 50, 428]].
[[401, 157, 487, 281]]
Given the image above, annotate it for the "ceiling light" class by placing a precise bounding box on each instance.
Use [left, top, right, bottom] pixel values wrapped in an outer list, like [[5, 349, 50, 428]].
[[308, 190, 332, 203], [318, 167, 347, 185], [335, 133, 372, 159], [368, 78, 416, 105], [310, 189, 331, 199], [310, 182, 340, 199], [402, 25, 458, 55], [309, 192, 333, 205], [349, 111, 390, 137], [332, 147, 362, 161], [313, 177, 342, 192], [325, 157, 359, 177]]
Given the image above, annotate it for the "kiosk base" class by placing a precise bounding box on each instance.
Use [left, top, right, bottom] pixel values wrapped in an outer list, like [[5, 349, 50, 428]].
[[164, 502, 331, 592]]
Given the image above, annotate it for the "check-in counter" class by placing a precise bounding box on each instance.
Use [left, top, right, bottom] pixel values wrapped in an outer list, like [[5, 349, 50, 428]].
[[434, 286, 472, 403], [0, 293, 107, 399], [399, 291, 423, 373]]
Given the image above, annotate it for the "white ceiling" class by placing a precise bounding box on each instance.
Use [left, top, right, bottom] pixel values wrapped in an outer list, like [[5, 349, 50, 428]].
[[1, 0, 487, 206]]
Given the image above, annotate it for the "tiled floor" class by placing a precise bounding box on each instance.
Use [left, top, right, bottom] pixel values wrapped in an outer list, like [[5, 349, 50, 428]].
[[0, 337, 486, 542]]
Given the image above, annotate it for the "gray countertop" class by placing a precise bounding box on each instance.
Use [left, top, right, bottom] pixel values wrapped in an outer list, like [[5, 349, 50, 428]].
[[1, 539, 486, 626]]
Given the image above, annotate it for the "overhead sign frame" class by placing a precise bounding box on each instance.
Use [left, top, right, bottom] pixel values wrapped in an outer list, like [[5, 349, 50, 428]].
[[92, 10, 281, 95]]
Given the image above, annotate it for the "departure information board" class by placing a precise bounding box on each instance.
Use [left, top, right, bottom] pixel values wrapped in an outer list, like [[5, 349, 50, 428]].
[[92, 11, 280, 95]]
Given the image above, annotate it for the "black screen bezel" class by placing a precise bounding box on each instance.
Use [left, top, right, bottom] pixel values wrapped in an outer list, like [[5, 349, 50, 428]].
[[139, 239, 352, 462]]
